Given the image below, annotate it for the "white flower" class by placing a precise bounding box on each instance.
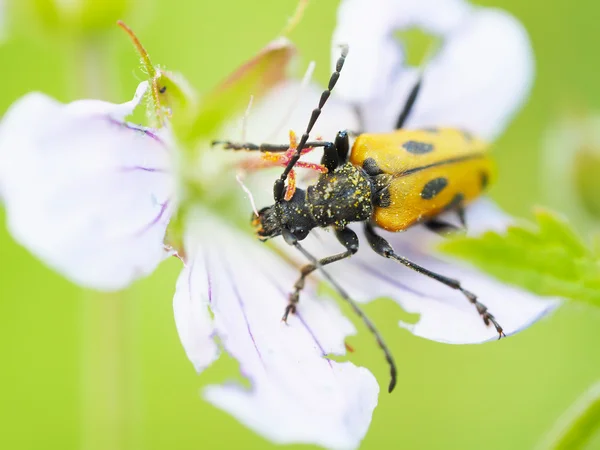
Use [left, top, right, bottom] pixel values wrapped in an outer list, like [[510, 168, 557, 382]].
[[0, 37, 375, 448], [0, 1, 558, 449]]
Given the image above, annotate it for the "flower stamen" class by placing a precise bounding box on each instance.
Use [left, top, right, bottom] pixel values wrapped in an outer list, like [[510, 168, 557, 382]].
[[240, 130, 327, 199], [236, 173, 260, 217], [285, 170, 296, 201]]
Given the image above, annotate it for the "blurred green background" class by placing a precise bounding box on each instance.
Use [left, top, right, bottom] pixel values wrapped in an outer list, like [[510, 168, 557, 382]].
[[0, 0, 599, 449]]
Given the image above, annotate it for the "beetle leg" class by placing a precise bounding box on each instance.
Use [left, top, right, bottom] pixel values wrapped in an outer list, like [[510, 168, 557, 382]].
[[364, 222, 505, 339], [282, 227, 359, 322], [424, 219, 465, 237], [457, 206, 467, 229], [280, 227, 398, 393], [426, 197, 468, 235]]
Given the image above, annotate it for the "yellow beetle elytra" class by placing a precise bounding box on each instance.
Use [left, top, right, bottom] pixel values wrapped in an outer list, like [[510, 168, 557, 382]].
[[214, 46, 502, 394], [351, 128, 494, 232]]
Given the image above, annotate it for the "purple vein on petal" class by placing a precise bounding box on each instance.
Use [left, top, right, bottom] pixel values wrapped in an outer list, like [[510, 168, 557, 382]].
[[222, 258, 265, 367], [257, 264, 333, 369], [132, 200, 170, 237], [203, 250, 213, 304], [119, 166, 168, 173], [105, 117, 167, 148], [202, 248, 219, 341], [296, 313, 333, 367]]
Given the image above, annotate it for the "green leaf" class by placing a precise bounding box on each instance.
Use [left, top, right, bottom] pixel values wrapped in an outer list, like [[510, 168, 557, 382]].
[[537, 381, 600, 450], [439, 209, 600, 307], [574, 148, 600, 219]]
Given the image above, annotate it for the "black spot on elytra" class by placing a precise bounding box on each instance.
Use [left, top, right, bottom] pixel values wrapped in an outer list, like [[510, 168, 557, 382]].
[[159, 85, 167, 94], [402, 140, 434, 154], [363, 157, 384, 176], [444, 193, 465, 211], [480, 171, 489, 190], [421, 177, 448, 199]]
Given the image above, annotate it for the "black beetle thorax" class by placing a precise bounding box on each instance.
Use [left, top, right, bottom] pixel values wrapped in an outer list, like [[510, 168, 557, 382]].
[[274, 188, 318, 240], [306, 163, 373, 228]]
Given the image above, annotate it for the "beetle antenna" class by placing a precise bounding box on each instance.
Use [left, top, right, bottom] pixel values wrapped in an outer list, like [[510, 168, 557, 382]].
[[273, 45, 349, 201], [291, 239, 398, 393]]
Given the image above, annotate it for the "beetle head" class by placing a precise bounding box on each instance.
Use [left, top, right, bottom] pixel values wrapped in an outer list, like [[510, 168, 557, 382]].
[[251, 188, 316, 242], [252, 205, 281, 241]]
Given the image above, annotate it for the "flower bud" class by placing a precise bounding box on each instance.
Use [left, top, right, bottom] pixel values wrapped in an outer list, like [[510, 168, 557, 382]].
[[543, 115, 600, 229], [24, 0, 136, 36], [574, 142, 600, 219]]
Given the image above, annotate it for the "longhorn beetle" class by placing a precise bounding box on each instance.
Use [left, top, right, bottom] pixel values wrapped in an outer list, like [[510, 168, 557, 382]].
[[214, 46, 503, 393]]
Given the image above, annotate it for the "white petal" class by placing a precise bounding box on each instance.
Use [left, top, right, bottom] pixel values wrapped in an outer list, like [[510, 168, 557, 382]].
[[226, 79, 360, 145], [0, 82, 173, 290], [175, 210, 378, 449], [333, 0, 472, 103], [333, 1, 534, 140], [296, 200, 558, 344], [172, 251, 219, 373]]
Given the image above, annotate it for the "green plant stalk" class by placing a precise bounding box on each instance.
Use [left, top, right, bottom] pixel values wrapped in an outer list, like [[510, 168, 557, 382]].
[[537, 381, 600, 450], [80, 292, 141, 450], [75, 39, 140, 450]]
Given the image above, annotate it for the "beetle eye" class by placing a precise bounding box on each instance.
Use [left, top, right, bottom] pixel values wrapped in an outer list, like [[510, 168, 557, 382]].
[[291, 227, 309, 241]]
